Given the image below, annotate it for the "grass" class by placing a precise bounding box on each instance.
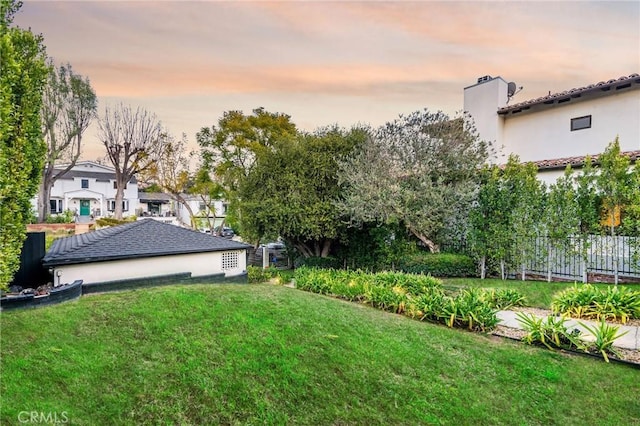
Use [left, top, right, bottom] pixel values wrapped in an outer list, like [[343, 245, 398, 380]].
[[443, 278, 640, 309], [2, 284, 639, 425]]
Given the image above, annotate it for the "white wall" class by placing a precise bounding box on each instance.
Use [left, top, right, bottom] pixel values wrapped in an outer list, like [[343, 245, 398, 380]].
[[176, 198, 227, 229], [52, 250, 247, 285], [463, 77, 509, 160], [501, 90, 640, 163]]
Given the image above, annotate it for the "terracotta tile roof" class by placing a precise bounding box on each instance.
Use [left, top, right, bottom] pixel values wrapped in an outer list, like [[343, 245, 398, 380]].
[[43, 219, 250, 266], [498, 74, 640, 115], [531, 150, 640, 171]]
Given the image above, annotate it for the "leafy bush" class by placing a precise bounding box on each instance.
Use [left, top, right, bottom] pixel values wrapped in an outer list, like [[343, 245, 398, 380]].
[[399, 253, 476, 277], [96, 216, 137, 227], [247, 266, 294, 284], [45, 210, 74, 224], [293, 267, 499, 332], [516, 313, 583, 350], [551, 284, 640, 323], [446, 288, 500, 331], [294, 256, 343, 270], [483, 288, 527, 310], [579, 320, 628, 363]]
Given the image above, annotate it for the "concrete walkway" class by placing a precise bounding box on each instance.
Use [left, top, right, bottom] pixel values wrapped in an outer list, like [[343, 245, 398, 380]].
[[497, 311, 639, 350]]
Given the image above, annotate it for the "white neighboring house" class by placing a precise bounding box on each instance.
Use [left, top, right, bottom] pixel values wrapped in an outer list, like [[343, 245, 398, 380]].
[[175, 195, 228, 231], [136, 192, 228, 229], [464, 73, 640, 184], [35, 161, 138, 220]]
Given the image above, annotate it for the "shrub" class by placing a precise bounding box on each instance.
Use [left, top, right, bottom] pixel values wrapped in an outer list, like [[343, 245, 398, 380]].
[[293, 267, 500, 332], [551, 284, 640, 323], [579, 320, 628, 363], [483, 288, 527, 310], [247, 266, 295, 284], [447, 288, 499, 332], [294, 256, 342, 270], [399, 253, 476, 277], [45, 209, 74, 224], [516, 313, 583, 350]]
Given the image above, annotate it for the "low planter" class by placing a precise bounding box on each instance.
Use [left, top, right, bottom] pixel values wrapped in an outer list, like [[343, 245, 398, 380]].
[[1, 280, 83, 311], [491, 327, 640, 368]]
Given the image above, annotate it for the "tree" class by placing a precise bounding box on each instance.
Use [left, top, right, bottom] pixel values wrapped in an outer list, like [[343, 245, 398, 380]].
[[151, 132, 197, 227], [196, 107, 298, 222], [97, 104, 162, 219], [502, 157, 546, 281], [597, 138, 633, 284], [574, 156, 601, 282], [0, 0, 48, 290], [544, 167, 580, 281], [241, 126, 368, 255], [338, 110, 491, 252], [37, 60, 97, 221], [190, 166, 226, 233], [468, 166, 508, 279]]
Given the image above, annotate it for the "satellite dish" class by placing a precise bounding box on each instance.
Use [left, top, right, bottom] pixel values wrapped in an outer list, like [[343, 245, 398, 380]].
[[507, 82, 517, 97]]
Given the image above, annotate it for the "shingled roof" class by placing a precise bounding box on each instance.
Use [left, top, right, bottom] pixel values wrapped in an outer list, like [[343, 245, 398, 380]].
[[498, 73, 640, 115], [43, 219, 250, 267]]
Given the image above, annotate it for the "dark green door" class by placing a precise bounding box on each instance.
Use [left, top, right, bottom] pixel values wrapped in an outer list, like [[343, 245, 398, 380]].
[[80, 200, 90, 216]]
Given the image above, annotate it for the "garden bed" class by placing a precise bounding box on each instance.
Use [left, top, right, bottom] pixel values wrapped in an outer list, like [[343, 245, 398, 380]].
[[1, 280, 83, 311]]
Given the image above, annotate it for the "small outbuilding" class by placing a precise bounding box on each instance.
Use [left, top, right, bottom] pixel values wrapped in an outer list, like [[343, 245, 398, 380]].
[[43, 219, 251, 292]]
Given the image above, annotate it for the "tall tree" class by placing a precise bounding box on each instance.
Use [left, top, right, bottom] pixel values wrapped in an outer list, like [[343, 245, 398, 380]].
[[151, 132, 197, 227], [0, 0, 48, 290], [37, 61, 97, 221], [468, 166, 508, 279], [242, 126, 368, 254], [190, 166, 226, 233], [597, 138, 633, 284], [544, 167, 579, 281], [503, 157, 546, 281], [338, 110, 491, 252], [196, 107, 297, 221], [97, 104, 162, 219], [574, 156, 601, 282]]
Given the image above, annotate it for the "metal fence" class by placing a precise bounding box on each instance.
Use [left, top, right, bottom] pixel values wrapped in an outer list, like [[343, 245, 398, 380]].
[[443, 234, 640, 281], [522, 235, 640, 281]]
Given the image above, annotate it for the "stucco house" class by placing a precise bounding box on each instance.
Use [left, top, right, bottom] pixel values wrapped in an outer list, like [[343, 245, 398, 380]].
[[464, 73, 640, 184], [136, 192, 228, 229], [35, 161, 139, 220], [42, 219, 250, 290]]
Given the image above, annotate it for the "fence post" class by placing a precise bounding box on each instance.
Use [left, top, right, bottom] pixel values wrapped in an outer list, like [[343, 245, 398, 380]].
[[262, 246, 269, 269]]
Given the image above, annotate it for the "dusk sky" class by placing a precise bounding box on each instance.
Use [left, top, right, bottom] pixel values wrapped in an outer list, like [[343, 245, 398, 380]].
[[15, 1, 640, 161]]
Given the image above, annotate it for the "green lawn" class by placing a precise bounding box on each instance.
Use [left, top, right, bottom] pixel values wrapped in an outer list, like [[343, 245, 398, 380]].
[[443, 278, 640, 308], [2, 284, 639, 425]]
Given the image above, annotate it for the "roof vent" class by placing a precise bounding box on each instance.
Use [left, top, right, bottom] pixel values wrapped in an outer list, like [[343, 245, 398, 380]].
[[477, 75, 493, 84]]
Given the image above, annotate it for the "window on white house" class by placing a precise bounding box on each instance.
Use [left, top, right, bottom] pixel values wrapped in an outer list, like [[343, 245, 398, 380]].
[[49, 199, 63, 213], [107, 200, 129, 211], [113, 181, 127, 189], [222, 252, 239, 270], [81, 179, 89, 188], [571, 115, 591, 131]]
